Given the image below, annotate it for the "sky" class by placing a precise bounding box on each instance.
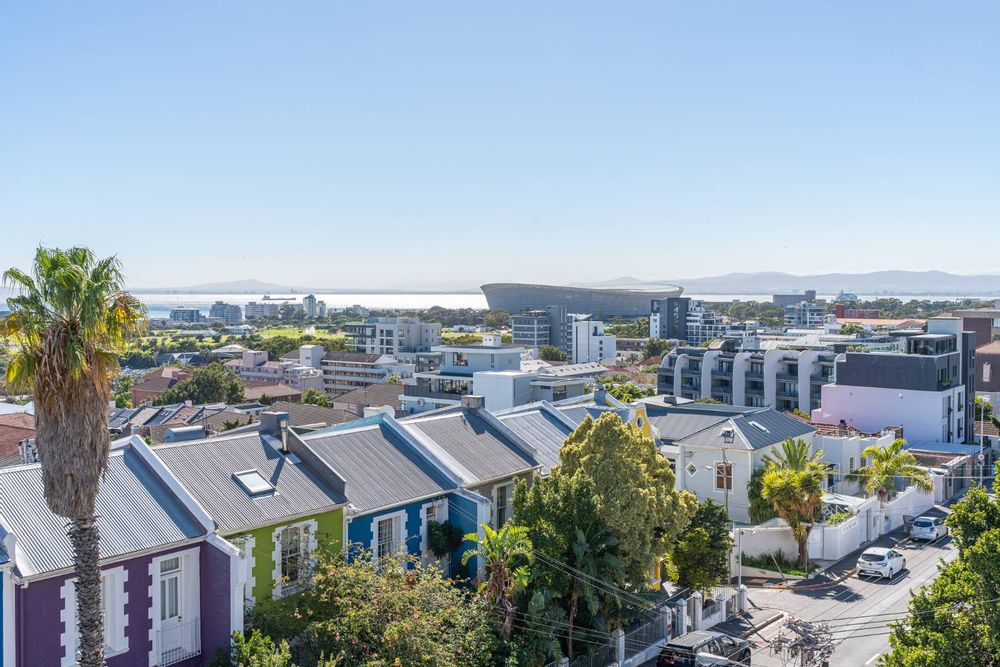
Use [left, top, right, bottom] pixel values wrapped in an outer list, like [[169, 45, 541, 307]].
[[1, 2, 998, 290]]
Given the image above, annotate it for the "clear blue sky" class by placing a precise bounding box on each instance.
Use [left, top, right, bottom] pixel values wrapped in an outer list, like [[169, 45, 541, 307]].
[[2, 2, 997, 289]]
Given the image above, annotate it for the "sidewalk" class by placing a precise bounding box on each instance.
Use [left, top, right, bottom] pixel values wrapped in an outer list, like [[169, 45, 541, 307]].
[[711, 607, 784, 639]]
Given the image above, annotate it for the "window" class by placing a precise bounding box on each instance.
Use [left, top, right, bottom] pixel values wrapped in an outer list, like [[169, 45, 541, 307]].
[[61, 567, 129, 666], [234, 470, 274, 495], [376, 514, 401, 561], [715, 462, 733, 491], [493, 483, 514, 527], [160, 557, 182, 622], [278, 524, 311, 590]]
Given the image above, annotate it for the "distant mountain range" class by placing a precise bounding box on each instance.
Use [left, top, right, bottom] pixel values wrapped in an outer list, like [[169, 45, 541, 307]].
[[128, 278, 482, 295], [572, 271, 1000, 296]]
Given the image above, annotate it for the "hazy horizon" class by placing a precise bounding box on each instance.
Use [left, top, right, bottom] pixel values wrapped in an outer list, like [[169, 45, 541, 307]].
[[3, 2, 998, 287]]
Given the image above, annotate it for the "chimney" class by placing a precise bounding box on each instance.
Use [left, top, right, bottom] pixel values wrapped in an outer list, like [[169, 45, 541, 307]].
[[260, 410, 291, 446], [481, 334, 502, 348], [461, 395, 484, 411]]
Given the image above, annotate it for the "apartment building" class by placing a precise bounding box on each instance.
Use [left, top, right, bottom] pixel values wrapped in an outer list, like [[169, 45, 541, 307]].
[[773, 290, 817, 308], [209, 301, 243, 324], [571, 320, 616, 363], [342, 317, 442, 356], [649, 297, 689, 340], [686, 301, 729, 345], [224, 349, 325, 392], [278, 344, 415, 395], [812, 317, 976, 443], [510, 306, 573, 353], [244, 301, 282, 319], [302, 294, 318, 318], [169, 307, 203, 323], [658, 337, 840, 413], [785, 301, 826, 328]]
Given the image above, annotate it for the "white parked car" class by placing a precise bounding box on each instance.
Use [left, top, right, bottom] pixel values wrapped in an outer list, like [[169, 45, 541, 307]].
[[909, 516, 948, 541], [857, 547, 906, 579]]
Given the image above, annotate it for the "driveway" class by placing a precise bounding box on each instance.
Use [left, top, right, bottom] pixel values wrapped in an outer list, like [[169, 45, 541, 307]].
[[742, 507, 957, 666]]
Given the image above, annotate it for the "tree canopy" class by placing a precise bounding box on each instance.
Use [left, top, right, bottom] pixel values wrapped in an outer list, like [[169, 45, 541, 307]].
[[672, 500, 733, 593], [538, 345, 568, 362], [154, 362, 245, 405]]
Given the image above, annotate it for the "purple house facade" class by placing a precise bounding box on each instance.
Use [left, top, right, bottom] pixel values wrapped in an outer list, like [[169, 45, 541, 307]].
[[0, 437, 245, 667]]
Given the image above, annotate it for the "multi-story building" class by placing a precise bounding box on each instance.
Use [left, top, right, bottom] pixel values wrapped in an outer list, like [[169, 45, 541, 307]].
[[785, 301, 826, 328], [302, 294, 318, 318], [571, 320, 616, 363], [209, 301, 243, 324], [976, 340, 1000, 404], [342, 317, 442, 356], [686, 301, 728, 345], [834, 304, 880, 319], [224, 349, 325, 392], [244, 301, 282, 319], [658, 336, 841, 412], [317, 300, 327, 318], [773, 290, 817, 308], [812, 317, 976, 443], [278, 344, 415, 395], [169, 307, 203, 323], [510, 306, 574, 354], [649, 297, 690, 340]]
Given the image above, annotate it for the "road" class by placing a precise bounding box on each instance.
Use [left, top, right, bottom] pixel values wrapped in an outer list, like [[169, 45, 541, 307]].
[[743, 510, 957, 667]]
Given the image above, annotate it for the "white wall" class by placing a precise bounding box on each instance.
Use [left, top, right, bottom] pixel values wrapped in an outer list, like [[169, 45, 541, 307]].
[[676, 445, 756, 523], [813, 384, 960, 443]]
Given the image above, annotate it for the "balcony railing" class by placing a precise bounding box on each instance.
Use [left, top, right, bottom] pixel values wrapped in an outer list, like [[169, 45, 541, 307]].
[[157, 618, 200, 666]]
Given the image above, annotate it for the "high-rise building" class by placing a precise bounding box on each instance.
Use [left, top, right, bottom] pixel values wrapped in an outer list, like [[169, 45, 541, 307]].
[[785, 301, 826, 328], [244, 301, 282, 319], [510, 306, 574, 354], [571, 320, 616, 363], [649, 297, 690, 340], [773, 291, 817, 308], [342, 317, 442, 356], [302, 294, 318, 318], [209, 301, 243, 324], [168, 307, 203, 323]]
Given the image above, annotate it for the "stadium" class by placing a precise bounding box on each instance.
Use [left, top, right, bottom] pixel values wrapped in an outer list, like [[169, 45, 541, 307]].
[[481, 282, 684, 319]]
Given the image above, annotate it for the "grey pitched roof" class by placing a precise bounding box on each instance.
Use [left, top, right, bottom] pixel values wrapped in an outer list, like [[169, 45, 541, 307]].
[[495, 408, 573, 475], [298, 421, 454, 514], [333, 384, 404, 411], [401, 409, 538, 482], [646, 412, 731, 443], [673, 408, 815, 451], [153, 431, 347, 534], [269, 401, 357, 428], [0, 443, 205, 578]]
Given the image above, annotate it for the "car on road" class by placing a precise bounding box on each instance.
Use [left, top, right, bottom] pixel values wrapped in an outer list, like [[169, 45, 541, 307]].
[[909, 515, 949, 541], [658, 630, 752, 666], [857, 547, 906, 578]]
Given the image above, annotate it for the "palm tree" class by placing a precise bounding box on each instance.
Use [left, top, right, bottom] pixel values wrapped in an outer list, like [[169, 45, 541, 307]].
[[462, 523, 534, 639], [760, 440, 827, 568], [564, 523, 622, 658], [847, 438, 933, 510], [2, 247, 146, 667]]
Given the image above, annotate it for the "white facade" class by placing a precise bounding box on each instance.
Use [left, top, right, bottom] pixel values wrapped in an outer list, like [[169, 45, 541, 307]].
[[686, 301, 728, 345], [302, 294, 317, 318], [570, 321, 616, 363], [812, 384, 965, 443], [245, 302, 282, 319], [784, 302, 826, 328]]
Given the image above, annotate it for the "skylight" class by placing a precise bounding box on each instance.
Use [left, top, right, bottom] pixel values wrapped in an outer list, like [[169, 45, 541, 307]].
[[234, 470, 275, 495], [747, 421, 770, 433]]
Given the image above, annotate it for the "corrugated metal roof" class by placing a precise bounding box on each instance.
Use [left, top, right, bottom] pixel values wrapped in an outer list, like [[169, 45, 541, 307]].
[[496, 409, 572, 475], [674, 408, 815, 451], [300, 423, 453, 513], [556, 405, 591, 426], [0, 445, 204, 577], [402, 411, 537, 482], [647, 413, 730, 443], [153, 431, 346, 534]]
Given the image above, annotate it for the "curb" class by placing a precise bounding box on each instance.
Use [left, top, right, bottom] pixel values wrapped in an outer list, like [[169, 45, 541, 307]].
[[744, 567, 858, 590]]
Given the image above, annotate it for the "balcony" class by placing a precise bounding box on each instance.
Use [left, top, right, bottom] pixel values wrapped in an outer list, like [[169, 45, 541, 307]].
[[744, 370, 764, 379], [404, 384, 467, 402], [157, 619, 201, 666], [810, 373, 833, 384], [681, 368, 701, 377], [774, 371, 798, 381]]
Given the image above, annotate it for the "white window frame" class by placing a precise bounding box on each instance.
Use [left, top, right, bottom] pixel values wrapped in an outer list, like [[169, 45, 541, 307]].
[[420, 498, 449, 560], [271, 519, 318, 599], [371, 509, 408, 565], [491, 482, 515, 528], [148, 547, 201, 667], [60, 565, 129, 666], [713, 461, 733, 492]]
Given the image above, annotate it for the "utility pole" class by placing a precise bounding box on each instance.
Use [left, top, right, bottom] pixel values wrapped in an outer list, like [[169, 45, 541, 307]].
[[770, 617, 835, 667]]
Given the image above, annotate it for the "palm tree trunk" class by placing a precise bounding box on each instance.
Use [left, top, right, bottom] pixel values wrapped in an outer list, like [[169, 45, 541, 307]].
[[69, 518, 105, 667], [567, 584, 579, 659]]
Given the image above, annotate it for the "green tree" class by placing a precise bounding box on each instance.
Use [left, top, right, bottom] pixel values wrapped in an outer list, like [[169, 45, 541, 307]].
[[839, 323, 865, 335], [155, 362, 246, 405], [301, 387, 329, 407], [1, 247, 147, 667], [642, 338, 673, 360], [210, 629, 293, 667], [604, 383, 655, 403], [673, 500, 733, 593], [604, 318, 649, 338], [747, 466, 777, 523], [113, 374, 134, 408], [538, 345, 568, 362], [760, 439, 828, 568], [250, 547, 498, 666], [560, 413, 698, 584], [384, 372, 402, 385], [847, 439, 933, 513], [513, 472, 626, 659], [482, 309, 510, 330], [945, 479, 1000, 555], [462, 523, 534, 640]]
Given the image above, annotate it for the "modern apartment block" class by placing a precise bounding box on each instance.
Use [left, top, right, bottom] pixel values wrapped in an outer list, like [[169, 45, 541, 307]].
[[169, 307, 204, 323], [280, 345, 415, 395], [658, 336, 840, 412], [812, 317, 976, 443], [224, 349, 325, 392], [245, 301, 282, 319], [342, 317, 442, 356], [686, 301, 729, 345], [302, 294, 317, 318], [649, 297, 690, 340], [511, 306, 573, 353], [209, 300, 243, 324], [571, 320, 616, 363], [773, 290, 817, 308], [785, 301, 826, 328]]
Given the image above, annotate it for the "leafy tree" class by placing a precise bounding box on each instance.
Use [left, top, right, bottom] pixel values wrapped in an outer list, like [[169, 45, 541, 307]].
[[945, 479, 1000, 555], [209, 629, 293, 667], [538, 345, 568, 362], [642, 338, 673, 360], [603, 318, 649, 338], [249, 547, 498, 667], [155, 362, 245, 405], [482, 309, 510, 329], [301, 388, 329, 407], [560, 413, 698, 584], [760, 439, 828, 568], [113, 374, 134, 408], [847, 439, 933, 513], [747, 466, 777, 524], [604, 383, 655, 403], [839, 323, 865, 335], [1, 247, 147, 667], [462, 524, 534, 639], [673, 500, 733, 593], [255, 335, 302, 360], [384, 372, 402, 385], [513, 472, 626, 659]]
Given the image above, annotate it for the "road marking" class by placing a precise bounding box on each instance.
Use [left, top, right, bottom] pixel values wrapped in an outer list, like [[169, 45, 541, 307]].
[[865, 653, 881, 665]]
